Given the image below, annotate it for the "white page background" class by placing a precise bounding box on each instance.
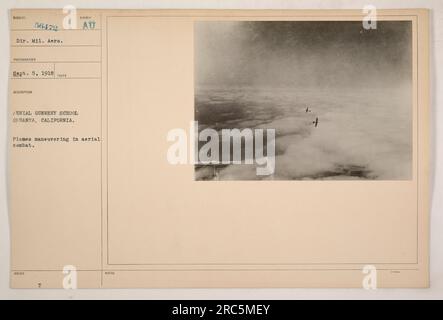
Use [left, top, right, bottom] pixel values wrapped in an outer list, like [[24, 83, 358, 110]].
[[0, 0, 442, 299]]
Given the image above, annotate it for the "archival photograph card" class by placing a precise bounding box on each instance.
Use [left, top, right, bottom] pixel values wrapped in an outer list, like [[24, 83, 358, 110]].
[[8, 9, 429, 288]]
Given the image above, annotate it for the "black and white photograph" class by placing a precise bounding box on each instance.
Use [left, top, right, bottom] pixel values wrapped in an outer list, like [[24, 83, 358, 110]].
[[194, 21, 412, 180]]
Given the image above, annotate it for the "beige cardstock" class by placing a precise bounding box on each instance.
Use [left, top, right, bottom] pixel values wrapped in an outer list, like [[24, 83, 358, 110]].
[[8, 9, 429, 288]]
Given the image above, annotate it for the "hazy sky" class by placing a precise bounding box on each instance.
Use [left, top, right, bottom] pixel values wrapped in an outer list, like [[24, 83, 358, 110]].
[[195, 21, 412, 89]]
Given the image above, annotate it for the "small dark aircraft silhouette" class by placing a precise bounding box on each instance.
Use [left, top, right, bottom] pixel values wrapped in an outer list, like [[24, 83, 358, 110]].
[[313, 117, 319, 127], [305, 107, 311, 113]]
